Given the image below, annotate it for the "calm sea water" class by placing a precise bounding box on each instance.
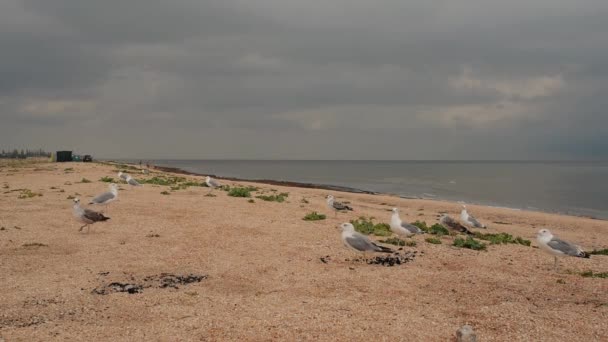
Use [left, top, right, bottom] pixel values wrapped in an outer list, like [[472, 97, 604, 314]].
[[130, 160, 608, 219]]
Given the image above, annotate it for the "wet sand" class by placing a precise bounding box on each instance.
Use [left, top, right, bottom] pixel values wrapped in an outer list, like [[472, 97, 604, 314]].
[[1, 160, 607, 341]]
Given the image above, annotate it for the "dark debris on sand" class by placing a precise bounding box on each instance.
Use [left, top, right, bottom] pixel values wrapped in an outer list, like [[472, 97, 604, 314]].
[[92, 273, 207, 295], [365, 251, 417, 266], [336, 251, 418, 267]]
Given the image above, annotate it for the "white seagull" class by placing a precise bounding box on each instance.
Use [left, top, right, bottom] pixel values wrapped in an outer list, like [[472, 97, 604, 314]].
[[89, 183, 118, 212], [460, 205, 486, 228], [326, 195, 353, 217], [73, 198, 110, 232], [205, 176, 221, 192], [390, 208, 423, 237], [536, 229, 589, 270], [340, 223, 393, 254]]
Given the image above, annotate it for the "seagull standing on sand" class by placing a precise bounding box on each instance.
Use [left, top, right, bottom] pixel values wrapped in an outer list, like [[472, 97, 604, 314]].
[[205, 176, 221, 192], [536, 229, 589, 270], [340, 223, 393, 254], [89, 183, 118, 212], [326, 195, 353, 217], [439, 214, 474, 235], [390, 208, 423, 237], [73, 198, 110, 232], [126, 175, 141, 187], [117, 171, 129, 181], [461, 205, 486, 228]]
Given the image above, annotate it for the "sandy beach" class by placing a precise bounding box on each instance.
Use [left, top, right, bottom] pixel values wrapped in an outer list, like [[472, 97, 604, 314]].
[[1, 159, 607, 341]]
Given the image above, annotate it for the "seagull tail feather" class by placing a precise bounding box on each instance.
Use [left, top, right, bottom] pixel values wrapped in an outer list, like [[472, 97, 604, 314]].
[[374, 244, 394, 253]]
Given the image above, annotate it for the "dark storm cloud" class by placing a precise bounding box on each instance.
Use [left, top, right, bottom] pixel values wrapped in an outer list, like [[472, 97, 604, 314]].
[[1, 0, 607, 159]]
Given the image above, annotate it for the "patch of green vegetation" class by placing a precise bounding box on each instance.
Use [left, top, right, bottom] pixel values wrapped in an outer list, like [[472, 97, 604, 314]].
[[139, 176, 186, 186], [412, 221, 449, 236], [160, 191, 170, 195], [350, 217, 392, 236], [473, 232, 531, 246], [589, 249, 608, 256], [204, 193, 217, 197], [18, 189, 43, 199], [256, 192, 288, 203], [580, 271, 608, 279], [303, 212, 326, 221], [248, 199, 255, 203], [99, 176, 115, 183], [379, 237, 411, 246], [453, 237, 487, 251], [79, 178, 92, 183], [22, 242, 48, 248], [64, 167, 74, 172], [228, 186, 252, 197], [425, 237, 442, 244]]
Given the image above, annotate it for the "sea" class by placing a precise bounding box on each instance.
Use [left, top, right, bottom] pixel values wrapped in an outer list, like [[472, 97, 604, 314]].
[[124, 160, 608, 220]]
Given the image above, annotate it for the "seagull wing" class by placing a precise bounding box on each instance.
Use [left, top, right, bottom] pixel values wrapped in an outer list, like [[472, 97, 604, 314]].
[[333, 201, 353, 211], [83, 208, 110, 222], [401, 222, 423, 234], [128, 178, 141, 186], [467, 215, 484, 228], [90, 191, 115, 204], [547, 238, 589, 258], [345, 233, 393, 253]]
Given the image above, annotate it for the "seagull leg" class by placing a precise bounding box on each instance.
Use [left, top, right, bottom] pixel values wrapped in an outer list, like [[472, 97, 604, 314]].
[[553, 256, 559, 271], [79, 224, 88, 232]]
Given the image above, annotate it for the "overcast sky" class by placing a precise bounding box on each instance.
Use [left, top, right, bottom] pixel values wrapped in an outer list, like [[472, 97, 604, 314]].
[[1, 1, 607, 159]]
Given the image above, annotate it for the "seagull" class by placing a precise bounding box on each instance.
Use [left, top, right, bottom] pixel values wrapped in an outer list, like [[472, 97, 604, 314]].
[[125, 175, 141, 187], [460, 205, 486, 228], [89, 183, 118, 212], [537, 229, 590, 270], [390, 208, 423, 237], [439, 214, 474, 235], [72, 198, 110, 232], [205, 176, 221, 193], [340, 223, 393, 254], [326, 195, 353, 217], [117, 171, 129, 181]]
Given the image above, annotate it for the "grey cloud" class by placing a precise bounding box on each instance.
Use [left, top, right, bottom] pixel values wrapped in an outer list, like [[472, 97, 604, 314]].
[[1, 1, 607, 159]]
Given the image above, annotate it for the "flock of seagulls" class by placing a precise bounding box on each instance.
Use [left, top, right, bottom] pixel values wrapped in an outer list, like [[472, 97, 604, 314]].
[[72, 170, 591, 271], [331, 196, 590, 271]]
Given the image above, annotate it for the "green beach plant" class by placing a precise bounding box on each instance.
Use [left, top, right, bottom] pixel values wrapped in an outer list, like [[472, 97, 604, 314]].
[[303, 212, 326, 221], [453, 237, 487, 251], [228, 186, 252, 197], [350, 217, 392, 236], [473, 232, 531, 246], [425, 237, 442, 244]]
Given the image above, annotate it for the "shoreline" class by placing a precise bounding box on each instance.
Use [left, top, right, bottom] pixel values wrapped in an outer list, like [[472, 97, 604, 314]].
[[130, 162, 604, 221]]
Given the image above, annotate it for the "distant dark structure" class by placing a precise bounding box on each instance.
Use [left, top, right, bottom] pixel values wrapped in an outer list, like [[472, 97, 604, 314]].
[[56, 151, 73, 162], [83, 155, 93, 162]]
